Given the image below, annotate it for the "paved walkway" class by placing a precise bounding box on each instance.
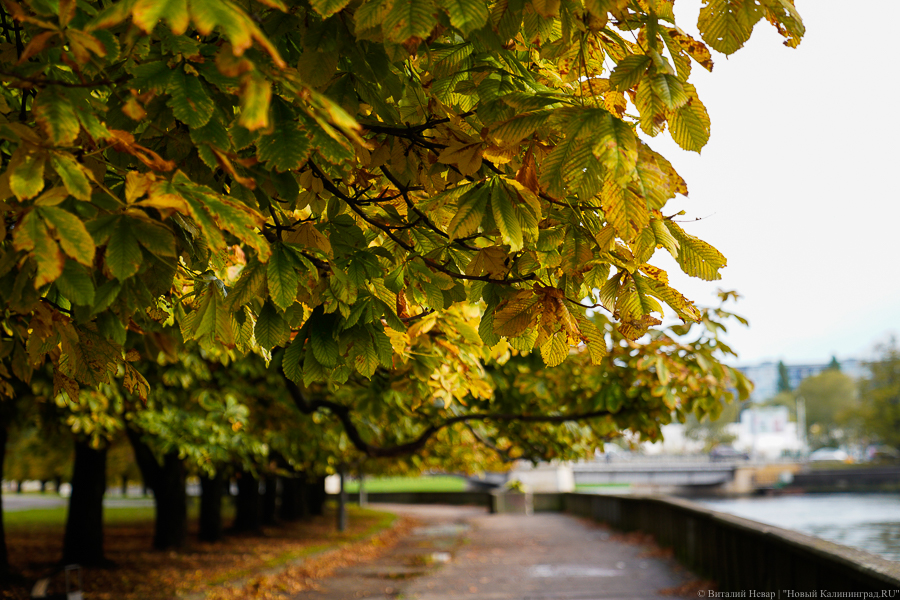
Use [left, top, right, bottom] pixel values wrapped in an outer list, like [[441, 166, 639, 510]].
[[292, 504, 695, 600]]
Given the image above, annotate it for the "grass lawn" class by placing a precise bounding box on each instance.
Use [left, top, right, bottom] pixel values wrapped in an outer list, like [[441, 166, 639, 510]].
[[574, 483, 631, 492], [5, 505, 156, 529], [345, 475, 468, 493]]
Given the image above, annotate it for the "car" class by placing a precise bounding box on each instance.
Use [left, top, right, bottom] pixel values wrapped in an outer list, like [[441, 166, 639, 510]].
[[808, 448, 849, 462], [709, 445, 750, 462]]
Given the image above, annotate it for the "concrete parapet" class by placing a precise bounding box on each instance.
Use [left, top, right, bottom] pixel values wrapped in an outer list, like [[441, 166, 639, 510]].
[[563, 493, 900, 592]]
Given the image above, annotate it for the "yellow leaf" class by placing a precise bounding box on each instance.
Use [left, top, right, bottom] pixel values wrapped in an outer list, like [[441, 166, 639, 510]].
[[239, 72, 271, 131], [437, 141, 483, 177], [493, 290, 541, 337], [125, 171, 154, 203]]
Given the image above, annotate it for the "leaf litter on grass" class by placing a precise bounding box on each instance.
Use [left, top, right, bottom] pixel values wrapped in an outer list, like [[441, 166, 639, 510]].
[[2, 506, 408, 600]]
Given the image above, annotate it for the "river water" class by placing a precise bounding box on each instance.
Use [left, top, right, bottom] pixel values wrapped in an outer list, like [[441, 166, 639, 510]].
[[698, 493, 900, 561]]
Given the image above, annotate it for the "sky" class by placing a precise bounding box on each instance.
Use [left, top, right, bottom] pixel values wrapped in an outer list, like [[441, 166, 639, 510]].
[[640, 0, 900, 366]]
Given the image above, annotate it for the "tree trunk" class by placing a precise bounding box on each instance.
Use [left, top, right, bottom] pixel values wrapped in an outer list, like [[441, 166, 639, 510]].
[[126, 428, 187, 550], [231, 471, 261, 534], [337, 466, 347, 532], [152, 453, 187, 550], [262, 475, 278, 526], [15, 481, 21, 494], [120, 476, 128, 496], [306, 475, 327, 517], [199, 473, 225, 542], [62, 440, 108, 566], [0, 416, 10, 582], [278, 475, 304, 521]]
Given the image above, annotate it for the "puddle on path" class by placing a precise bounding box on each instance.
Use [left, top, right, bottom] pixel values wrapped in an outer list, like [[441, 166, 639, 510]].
[[529, 564, 623, 578]]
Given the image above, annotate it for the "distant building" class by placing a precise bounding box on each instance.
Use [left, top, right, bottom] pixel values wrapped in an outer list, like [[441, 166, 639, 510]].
[[736, 359, 869, 402], [734, 406, 802, 459]]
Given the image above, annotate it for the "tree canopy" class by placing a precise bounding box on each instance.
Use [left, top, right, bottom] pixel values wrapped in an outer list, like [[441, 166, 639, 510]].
[[0, 0, 804, 457]]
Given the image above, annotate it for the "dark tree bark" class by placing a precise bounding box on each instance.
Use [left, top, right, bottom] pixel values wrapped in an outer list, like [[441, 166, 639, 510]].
[[120, 476, 128, 496], [62, 440, 108, 566], [278, 475, 305, 521], [231, 471, 262, 534], [306, 475, 327, 517], [199, 473, 225, 542], [126, 428, 187, 550], [0, 414, 11, 580], [262, 476, 278, 526], [152, 453, 187, 550]]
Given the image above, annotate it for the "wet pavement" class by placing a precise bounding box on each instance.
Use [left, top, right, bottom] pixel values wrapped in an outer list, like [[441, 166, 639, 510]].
[[291, 504, 695, 600]]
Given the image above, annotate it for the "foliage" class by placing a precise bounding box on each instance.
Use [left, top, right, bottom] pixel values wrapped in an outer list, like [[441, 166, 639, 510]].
[[777, 360, 792, 393], [683, 396, 742, 452], [857, 340, 900, 449], [795, 369, 857, 449], [0, 0, 804, 409]]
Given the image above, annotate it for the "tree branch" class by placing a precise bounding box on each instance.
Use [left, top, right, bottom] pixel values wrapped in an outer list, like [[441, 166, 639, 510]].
[[281, 373, 615, 459]]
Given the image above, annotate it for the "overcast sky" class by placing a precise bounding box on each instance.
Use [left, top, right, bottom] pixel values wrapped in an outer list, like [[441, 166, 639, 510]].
[[641, 0, 900, 366]]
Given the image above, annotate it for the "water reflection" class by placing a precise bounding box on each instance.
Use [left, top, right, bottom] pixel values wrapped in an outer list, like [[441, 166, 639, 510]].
[[698, 494, 900, 561]]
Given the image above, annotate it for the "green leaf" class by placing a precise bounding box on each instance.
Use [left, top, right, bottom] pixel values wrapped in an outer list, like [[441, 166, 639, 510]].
[[10, 152, 47, 201], [55, 261, 96, 306], [540, 331, 569, 367], [491, 110, 553, 145], [383, 0, 438, 43], [91, 280, 121, 315], [490, 180, 523, 252], [698, 0, 764, 56], [168, 70, 215, 128], [444, 0, 489, 34], [309, 313, 339, 367], [282, 333, 305, 383], [131, 218, 176, 257], [539, 110, 601, 198], [669, 84, 710, 152], [190, 116, 231, 150], [576, 313, 607, 365], [34, 88, 80, 145], [129, 60, 175, 93], [38, 206, 96, 267], [310, 0, 352, 18], [50, 153, 92, 201], [254, 301, 289, 350], [257, 126, 311, 172], [448, 184, 489, 241], [105, 219, 143, 280], [665, 220, 726, 281], [229, 261, 266, 309], [610, 54, 651, 90], [593, 114, 638, 185], [267, 243, 299, 311], [12, 209, 64, 288], [649, 74, 689, 110], [601, 181, 648, 241]]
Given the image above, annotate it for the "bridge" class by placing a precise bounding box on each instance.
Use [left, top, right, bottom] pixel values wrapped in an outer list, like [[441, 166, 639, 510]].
[[573, 455, 805, 493], [570, 456, 805, 494]]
